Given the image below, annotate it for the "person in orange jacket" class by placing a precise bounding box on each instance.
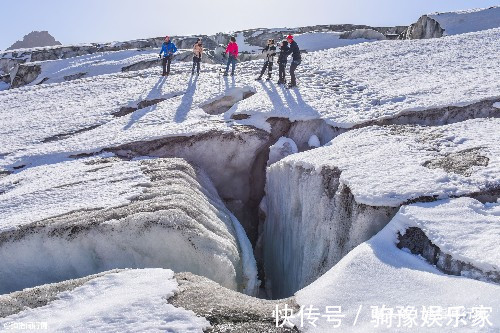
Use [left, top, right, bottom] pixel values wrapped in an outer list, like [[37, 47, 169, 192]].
[[223, 36, 238, 76]]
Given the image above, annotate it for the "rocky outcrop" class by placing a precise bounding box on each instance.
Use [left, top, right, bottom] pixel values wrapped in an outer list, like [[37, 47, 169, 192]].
[[340, 29, 386, 40], [63, 72, 86, 82], [121, 59, 160, 72], [0, 74, 9, 84], [398, 227, 500, 283], [7, 31, 61, 51], [401, 15, 444, 39], [10, 63, 41, 88]]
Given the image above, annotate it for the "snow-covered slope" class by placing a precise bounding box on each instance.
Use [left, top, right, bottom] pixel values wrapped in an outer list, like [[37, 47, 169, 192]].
[[231, 28, 500, 128], [430, 6, 500, 36], [0, 269, 210, 332], [0, 67, 254, 170], [1, 28, 498, 174], [263, 118, 500, 298], [0, 157, 258, 295], [295, 198, 500, 332]]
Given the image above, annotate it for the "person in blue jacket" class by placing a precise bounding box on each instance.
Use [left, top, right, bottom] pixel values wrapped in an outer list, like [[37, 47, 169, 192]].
[[159, 36, 177, 76]]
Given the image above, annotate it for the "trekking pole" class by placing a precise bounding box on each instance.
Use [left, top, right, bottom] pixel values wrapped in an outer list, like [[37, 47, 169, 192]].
[[218, 53, 226, 93]]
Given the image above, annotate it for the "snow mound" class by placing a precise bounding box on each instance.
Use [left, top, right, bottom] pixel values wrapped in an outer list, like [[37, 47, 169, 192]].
[[340, 29, 386, 40], [0, 157, 258, 295], [0, 66, 237, 171], [295, 198, 500, 332], [0, 269, 210, 332], [430, 6, 500, 36], [293, 32, 376, 52], [307, 135, 320, 148], [267, 137, 298, 166], [282, 118, 500, 207]]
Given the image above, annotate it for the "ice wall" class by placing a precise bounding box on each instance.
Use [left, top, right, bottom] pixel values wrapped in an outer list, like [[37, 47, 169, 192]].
[[263, 164, 397, 298], [0, 158, 259, 295]]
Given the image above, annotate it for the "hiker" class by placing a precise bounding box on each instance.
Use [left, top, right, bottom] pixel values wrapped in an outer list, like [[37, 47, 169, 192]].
[[159, 36, 177, 76], [285, 35, 301, 88], [277, 40, 290, 85], [192, 38, 203, 75], [256, 39, 276, 81], [223, 37, 238, 76]]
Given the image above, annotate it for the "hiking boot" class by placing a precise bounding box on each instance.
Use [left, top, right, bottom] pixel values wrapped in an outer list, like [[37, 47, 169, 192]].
[[223, 72, 229, 76], [287, 83, 297, 89], [255, 76, 262, 81]]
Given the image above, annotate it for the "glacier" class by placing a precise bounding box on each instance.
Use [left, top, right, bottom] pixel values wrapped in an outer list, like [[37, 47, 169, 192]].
[[0, 8, 499, 331]]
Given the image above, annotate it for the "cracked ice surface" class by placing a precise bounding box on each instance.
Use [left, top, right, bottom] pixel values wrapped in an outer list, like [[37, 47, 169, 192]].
[[279, 118, 500, 207]]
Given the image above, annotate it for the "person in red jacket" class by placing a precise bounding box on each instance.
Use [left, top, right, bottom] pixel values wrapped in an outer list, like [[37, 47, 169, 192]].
[[223, 36, 238, 76]]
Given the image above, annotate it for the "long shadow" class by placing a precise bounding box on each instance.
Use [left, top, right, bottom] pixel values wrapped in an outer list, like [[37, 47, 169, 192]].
[[283, 86, 320, 119], [224, 76, 236, 91], [174, 75, 199, 122], [258, 81, 286, 112], [124, 76, 167, 130], [145, 75, 167, 100]]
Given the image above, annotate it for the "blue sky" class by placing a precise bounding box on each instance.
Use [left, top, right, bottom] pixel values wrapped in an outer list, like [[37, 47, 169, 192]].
[[1, 0, 499, 50]]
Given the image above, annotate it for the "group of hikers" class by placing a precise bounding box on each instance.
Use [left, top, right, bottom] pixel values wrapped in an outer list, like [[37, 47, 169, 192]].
[[159, 34, 301, 88]]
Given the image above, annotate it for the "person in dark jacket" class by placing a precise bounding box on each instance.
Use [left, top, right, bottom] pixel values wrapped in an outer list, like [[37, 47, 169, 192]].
[[159, 36, 178, 76], [277, 40, 289, 85], [285, 35, 301, 88], [256, 39, 276, 81]]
